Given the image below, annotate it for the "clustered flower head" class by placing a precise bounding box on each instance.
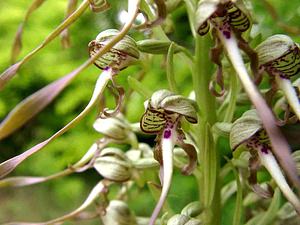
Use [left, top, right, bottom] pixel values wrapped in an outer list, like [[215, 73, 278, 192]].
[[2, 0, 300, 224]]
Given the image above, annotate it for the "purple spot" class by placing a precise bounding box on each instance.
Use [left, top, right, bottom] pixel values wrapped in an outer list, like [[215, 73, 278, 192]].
[[103, 66, 110, 71], [222, 30, 231, 39], [261, 146, 269, 154], [223, 31, 231, 39], [164, 129, 172, 139]]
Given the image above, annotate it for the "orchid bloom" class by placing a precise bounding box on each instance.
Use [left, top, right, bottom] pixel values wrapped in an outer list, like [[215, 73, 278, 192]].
[[140, 89, 198, 225], [230, 109, 300, 215], [255, 34, 300, 121]]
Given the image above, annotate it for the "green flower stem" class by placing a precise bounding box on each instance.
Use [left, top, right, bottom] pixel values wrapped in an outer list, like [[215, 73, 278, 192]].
[[183, 0, 197, 37], [193, 34, 220, 225], [140, 0, 194, 68], [222, 69, 239, 122], [220, 32, 300, 192], [167, 42, 178, 93]]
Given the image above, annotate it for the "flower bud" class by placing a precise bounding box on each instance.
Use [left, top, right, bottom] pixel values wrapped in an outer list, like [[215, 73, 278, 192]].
[[101, 200, 137, 225], [94, 147, 132, 182], [167, 214, 201, 225], [89, 29, 140, 70], [137, 39, 181, 54], [93, 115, 132, 141], [181, 201, 202, 217], [292, 150, 300, 175], [88, 0, 110, 12]]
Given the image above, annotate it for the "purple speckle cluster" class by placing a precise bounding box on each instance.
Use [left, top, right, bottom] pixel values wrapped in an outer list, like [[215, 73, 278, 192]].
[[164, 129, 171, 139], [260, 145, 269, 154], [223, 31, 231, 39]]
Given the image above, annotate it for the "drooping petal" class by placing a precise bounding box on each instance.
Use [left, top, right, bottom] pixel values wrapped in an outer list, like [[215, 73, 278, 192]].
[[0, 69, 113, 178], [148, 126, 177, 225], [0, 71, 78, 140], [4, 181, 108, 225], [258, 147, 300, 215], [275, 76, 300, 120]]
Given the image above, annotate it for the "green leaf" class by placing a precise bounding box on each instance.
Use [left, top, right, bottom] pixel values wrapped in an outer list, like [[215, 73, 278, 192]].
[[127, 76, 152, 99]]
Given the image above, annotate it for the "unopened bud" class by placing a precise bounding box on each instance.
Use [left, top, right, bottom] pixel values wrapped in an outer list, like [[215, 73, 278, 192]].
[[101, 200, 137, 225], [137, 39, 181, 54], [167, 214, 201, 225], [94, 147, 132, 182], [93, 115, 132, 141]]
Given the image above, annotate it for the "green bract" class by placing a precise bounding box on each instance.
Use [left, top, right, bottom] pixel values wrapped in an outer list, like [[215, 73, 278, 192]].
[[89, 29, 140, 70], [93, 114, 132, 140], [88, 0, 110, 12], [93, 147, 132, 182], [137, 39, 181, 54]]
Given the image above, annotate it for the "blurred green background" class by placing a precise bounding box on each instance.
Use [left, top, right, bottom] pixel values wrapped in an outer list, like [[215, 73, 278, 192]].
[[1, 0, 300, 224]]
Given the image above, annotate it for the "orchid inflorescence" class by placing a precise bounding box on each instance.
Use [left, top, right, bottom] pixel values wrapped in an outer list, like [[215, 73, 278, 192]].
[[1, 0, 300, 225]]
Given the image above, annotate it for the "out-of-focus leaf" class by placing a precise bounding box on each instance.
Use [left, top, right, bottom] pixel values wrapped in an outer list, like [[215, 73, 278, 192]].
[[0, 0, 140, 179], [127, 76, 152, 99], [60, 0, 78, 48], [0, 0, 90, 91], [0, 71, 78, 140], [0, 69, 113, 179], [4, 181, 107, 225], [11, 0, 47, 63]]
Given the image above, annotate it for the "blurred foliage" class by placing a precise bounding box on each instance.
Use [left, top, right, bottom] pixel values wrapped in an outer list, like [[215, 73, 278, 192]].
[[1, 0, 300, 224]]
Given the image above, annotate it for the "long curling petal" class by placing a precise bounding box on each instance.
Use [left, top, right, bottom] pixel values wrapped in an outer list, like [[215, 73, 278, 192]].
[[258, 148, 300, 215], [149, 126, 177, 225], [219, 31, 300, 191], [275, 76, 300, 121]]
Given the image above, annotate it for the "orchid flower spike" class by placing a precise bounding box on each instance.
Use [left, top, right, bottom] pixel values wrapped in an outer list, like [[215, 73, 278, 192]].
[[230, 109, 300, 215], [255, 34, 300, 121], [140, 89, 198, 225], [89, 29, 140, 117]]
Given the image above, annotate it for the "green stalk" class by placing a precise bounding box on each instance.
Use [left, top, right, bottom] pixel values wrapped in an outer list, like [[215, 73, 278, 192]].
[[192, 34, 220, 225]]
